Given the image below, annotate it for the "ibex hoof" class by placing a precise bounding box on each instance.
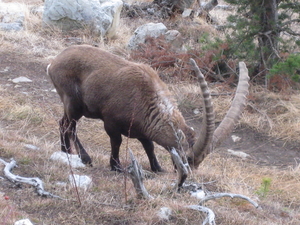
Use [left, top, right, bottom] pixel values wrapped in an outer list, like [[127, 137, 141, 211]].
[[111, 165, 123, 173]]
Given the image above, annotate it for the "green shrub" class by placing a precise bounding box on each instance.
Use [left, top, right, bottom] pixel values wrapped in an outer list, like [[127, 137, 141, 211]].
[[269, 54, 300, 82], [256, 177, 272, 198]]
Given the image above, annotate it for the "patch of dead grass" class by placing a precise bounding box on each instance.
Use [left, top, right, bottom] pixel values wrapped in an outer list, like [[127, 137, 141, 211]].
[[0, 1, 300, 224]]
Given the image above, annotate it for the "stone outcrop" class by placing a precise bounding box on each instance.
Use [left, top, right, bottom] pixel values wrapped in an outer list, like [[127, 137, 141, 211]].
[[43, 0, 123, 38], [128, 22, 184, 51]]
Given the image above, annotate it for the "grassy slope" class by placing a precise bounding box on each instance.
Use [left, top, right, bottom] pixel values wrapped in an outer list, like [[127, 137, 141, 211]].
[[0, 0, 300, 224]]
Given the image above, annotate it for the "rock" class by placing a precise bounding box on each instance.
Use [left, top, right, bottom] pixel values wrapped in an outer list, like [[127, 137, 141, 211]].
[[128, 22, 184, 51], [128, 22, 168, 49], [0, 67, 10, 73], [231, 135, 241, 142], [157, 207, 172, 220], [164, 30, 184, 50], [227, 149, 250, 159], [14, 219, 33, 225], [193, 108, 200, 115], [69, 174, 92, 191], [50, 151, 86, 168], [0, 22, 23, 31], [0, 2, 25, 31], [12, 77, 32, 83], [43, 0, 123, 38], [55, 181, 67, 187], [190, 189, 206, 199], [24, 144, 40, 151], [29, 5, 44, 16], [182, 8, 192, 18]]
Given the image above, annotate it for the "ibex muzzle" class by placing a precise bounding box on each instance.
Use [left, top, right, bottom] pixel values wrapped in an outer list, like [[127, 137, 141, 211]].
[[48, 45, 249, 187]]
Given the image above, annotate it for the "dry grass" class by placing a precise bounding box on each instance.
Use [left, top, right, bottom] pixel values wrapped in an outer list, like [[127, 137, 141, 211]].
[[0, 0, 300, 224]]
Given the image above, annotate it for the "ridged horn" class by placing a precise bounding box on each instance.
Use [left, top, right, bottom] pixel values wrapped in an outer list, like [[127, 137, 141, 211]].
[[187, 58, 215, 169], [212, 62, 249, 148], [187, 60, 249, 169]]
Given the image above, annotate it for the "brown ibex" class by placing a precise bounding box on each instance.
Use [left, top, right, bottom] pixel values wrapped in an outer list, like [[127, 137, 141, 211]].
[[47, 45, 249, 187]]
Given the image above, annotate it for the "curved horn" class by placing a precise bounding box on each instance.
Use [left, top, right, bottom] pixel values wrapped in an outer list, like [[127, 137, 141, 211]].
[[212, 62, 249, 148], [187, 60, 250, 169], [187, 59, 215, 169]]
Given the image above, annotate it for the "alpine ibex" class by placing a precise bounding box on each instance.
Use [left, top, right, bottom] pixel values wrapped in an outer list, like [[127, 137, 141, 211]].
[[48, 45, 249, 187]]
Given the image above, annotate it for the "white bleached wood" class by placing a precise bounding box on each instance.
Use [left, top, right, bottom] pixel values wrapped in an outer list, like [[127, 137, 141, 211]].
[[199, 193, 259, 208], [127, 149, 153, 199], [0, 158, 61, 199], [186, 205, 216, 225]]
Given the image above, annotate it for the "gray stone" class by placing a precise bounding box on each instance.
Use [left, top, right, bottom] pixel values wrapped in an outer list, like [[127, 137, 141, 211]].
[[157, 207, 172, 220], [128, 23, 184, 51], [24, 144, 40, 151], [50, 151, 86, 168], [43, 0, 123, 38], [128, 23, 168, 50], [14, 219, 33, 225], [69, 174, 92, 191], [0, 2, 25, 31], [12, 77, 32, 83]]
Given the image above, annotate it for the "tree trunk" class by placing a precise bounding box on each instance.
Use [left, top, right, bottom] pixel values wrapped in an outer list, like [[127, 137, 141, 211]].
[[256, 0, 280, 75]]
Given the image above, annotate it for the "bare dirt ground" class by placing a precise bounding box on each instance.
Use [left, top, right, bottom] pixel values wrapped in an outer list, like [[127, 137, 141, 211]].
[[1, 49, 300, 224], [0, 1, 300, 223]]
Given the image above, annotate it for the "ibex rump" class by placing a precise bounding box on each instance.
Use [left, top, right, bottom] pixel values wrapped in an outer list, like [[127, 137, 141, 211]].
[[48, 45, 249, 187]]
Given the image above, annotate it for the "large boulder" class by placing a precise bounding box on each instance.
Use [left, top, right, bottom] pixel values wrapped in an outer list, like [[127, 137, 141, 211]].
[[42, 0, 123, 38], [0, 2, 25, 31], [128, 23, 168, 50], [128, 22, 184, 51]]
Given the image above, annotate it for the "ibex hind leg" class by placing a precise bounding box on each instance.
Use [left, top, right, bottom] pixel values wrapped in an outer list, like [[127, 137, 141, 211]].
[[59, 114, 72, 154], [60, 107, 92, 165], [138, 138, 164, 172], [68, 119, 92, 165]]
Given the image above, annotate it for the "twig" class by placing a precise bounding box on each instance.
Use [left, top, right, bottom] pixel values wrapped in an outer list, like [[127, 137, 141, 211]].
[[186, 205, 216, 225], [247, 103, 273, 130], [127, 149, 153, 199], [199, 192, 259, 208], [0, 158, 62, 199]]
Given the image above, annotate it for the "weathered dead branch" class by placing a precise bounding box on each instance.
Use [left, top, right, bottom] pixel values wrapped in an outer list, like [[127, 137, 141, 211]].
[[170, 148, 189, 190], [0, 158, 61, 199], [186, 205, 216, 225], [127, 149, 153, 199], [199, 192, 259, 208]]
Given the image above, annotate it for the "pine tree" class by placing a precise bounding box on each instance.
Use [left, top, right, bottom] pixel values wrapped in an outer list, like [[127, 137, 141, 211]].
[[224, 0, 300, 81]]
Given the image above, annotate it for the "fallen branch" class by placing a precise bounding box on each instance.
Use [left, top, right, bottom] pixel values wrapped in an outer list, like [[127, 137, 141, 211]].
[[200, 192, 259, 208], [170, 148, 189, 190], [186, 205, 216, 225], [0, 158, 62, 199], [127, 149, 153, 199], [183, 182, 259, 225]]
